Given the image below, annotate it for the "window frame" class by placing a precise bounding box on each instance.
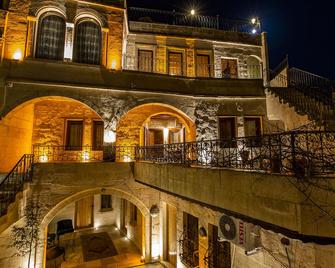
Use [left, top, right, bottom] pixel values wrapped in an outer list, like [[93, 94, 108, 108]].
[[65, 119, 84, 151], [168, 50, 184, 76], [34, 12, 66, 61], [220, 57, 239, 79], [218, 116, 237, 148], [92, 120, 104, 151], [100, 194, 113, 212], [137, 49, 154, 72]]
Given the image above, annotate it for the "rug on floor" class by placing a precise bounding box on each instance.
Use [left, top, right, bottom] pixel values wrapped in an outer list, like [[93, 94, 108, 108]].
[[80, 232, 118, 262]]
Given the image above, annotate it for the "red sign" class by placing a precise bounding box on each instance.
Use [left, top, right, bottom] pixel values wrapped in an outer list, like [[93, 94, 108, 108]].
[[238, 221, 245, 245]]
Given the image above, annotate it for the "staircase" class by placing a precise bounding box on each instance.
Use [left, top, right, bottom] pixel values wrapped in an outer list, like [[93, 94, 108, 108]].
[[267, 62, 335, 129], [0, 154, 34, 216]]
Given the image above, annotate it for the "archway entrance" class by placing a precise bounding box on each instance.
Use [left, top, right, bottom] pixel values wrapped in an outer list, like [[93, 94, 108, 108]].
[[116, 103, 196, 147], [0, 96, 103, 172], [45, 192, 148, 268]]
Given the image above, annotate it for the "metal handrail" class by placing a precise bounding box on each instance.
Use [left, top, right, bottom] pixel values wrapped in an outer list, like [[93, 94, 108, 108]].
[[0, 154, 34, 216]]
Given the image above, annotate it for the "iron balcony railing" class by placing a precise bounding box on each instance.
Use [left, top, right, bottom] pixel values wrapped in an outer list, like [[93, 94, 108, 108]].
[[178, 231, 199, 268], [128, 7, 261, 34], [204, 241, 231, 268], [33, 145, 136, 163], [32, 131, 335, 177], [124, 55, 263, 80], [0, 154, 34, 216], [136, 131, 335, 177]]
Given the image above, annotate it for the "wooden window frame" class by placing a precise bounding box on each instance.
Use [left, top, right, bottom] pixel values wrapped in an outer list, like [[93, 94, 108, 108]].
[[65, 119, 84, 151], [100, 194, 113, 212]]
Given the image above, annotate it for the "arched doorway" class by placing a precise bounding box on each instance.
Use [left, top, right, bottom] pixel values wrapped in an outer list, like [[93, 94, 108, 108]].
[[0, 96, 103, 172], [246, 56, 262, 79], [116, 103, 196, 147], [40, 187, 152, 268]]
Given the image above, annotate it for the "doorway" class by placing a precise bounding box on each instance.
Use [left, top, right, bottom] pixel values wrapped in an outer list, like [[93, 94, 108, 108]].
[[75, 196, 94, 229]]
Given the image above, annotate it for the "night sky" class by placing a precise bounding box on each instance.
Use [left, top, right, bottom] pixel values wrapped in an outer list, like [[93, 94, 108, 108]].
[[128, 0, 335, 80]]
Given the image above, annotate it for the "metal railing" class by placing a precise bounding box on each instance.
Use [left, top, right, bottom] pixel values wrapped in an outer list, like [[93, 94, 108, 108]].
[[128, 7, 260, 34], [136, 131, 335, 177], [124, 55, 263, 79], [178, 232, 199, 268], [33, 145, 136, 163], [204, 241, 231, 268], [0, 154, 34, 216]]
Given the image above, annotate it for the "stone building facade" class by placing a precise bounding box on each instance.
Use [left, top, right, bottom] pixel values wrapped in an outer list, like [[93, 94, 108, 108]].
[[0, 1, 334, 268]]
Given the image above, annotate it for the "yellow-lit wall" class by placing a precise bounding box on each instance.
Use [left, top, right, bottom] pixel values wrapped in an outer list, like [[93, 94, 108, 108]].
[[32, 99, 101, 147], [0, 103, 34, 172]]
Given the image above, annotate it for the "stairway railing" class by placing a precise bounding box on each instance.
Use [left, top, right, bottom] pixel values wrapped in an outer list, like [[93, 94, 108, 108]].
[[0, 154, 34, 216]]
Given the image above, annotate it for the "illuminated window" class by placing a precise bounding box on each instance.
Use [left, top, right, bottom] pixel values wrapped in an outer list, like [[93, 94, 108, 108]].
[[65, 120, 83, 150], [92, 121, 104, 150], [36, 14, 66, 60], [138, 50, 153, 72], [196, 54, 210, 77], [101, 195, 112, 211], [169, 52, 183, 76], [74, 20, 102, 65]]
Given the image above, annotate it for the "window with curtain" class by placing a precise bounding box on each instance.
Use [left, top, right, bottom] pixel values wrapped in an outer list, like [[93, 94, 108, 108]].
[[100, 195, 112, 211], [74, 20, 102, 65], [66, 120, 83, 150], [196, 54, 210, 77], [36, 15, 66, 60], [92, 121, 104, 150], [138, 50, 153, 72], [169, 52, 183, 76]]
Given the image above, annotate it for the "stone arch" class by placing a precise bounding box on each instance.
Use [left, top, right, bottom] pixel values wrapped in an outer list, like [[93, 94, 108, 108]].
[[0, 96, 103, 172], [246, 55, 262, 79], [38, 187, 152, 267], [116, 103, 196, 146]]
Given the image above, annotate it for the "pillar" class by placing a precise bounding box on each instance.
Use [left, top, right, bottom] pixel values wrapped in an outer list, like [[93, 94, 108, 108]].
[[64, 22, 74, 61], [261, 32, 270, 87], [186, 39, 195, 77], [25, 16, 36, 58], [101, 27, 109, 67]]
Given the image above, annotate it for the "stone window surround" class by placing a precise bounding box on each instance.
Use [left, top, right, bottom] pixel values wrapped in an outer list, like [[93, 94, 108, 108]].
[[30, 9, 109, 64], [134, 43, 157, 72]]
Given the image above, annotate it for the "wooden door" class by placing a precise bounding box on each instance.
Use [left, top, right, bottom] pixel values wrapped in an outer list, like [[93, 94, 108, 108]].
[[169, 52, 183, 76], [138, 50, 153, 72], [196, 54, 210, 77], [75, 196, 94, 229]]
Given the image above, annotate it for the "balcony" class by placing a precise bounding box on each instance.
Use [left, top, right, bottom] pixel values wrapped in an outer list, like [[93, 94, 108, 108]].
[[128, 7, 262, 45], [1, 59, 265, 97]]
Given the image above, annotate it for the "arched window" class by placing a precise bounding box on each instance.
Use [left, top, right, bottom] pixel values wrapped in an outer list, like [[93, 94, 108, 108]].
[[36, 14, 66, 60], [74, 20, 102, 65], [247, 56, 262, 79]]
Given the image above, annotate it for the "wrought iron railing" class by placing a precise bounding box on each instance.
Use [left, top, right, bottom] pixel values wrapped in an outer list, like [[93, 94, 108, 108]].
[[128, 7, 260, 34], [204, 241, 231, 268], [0, 154, 34, 216], [136, 131, 335, 177], [124, 55, 263, 79], [33, 145, 136, 163], [178, 232, 199, 268]]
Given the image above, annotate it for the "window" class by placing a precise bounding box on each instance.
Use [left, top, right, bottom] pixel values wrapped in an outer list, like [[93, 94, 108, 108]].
[[74, 20, 101, 65], [1, 0, 10, 10], [219, 118, 236, 147], [196, 54, 210, 77], [221, 59, 238, 79], [92, 121, 104, 150], [130, 203, 138, 225], [138, 50, 153, 72], [66, 120, 83, 150], [169, 52, 183, 76], [36, 15, 66, 60], [247, 57, 262, 79], [100, 195, 112, 211], [244, 117, 262, 147]]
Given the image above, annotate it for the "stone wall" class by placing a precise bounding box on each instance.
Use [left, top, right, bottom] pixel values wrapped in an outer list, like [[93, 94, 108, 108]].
[[32, 99, 101, 147]]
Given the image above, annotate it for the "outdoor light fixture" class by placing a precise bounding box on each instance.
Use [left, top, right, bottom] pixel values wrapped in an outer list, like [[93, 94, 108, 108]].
[[13, 50, 22, 61], [123, 155, 131, 162], [251, 28, 257, 34], [111, 59, 117, 70], [251, 18, 257, 24], [190, 9, 195, 15], [150, 204, 160, 217], [82, 151, 90, 161], [39, 154, 48, 163]]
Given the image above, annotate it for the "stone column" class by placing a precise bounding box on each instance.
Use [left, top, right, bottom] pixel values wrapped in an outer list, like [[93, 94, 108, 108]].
[[25, 16, 36, 58], [186, 39, 195, 77], [64, 22, 74, 61], [155, 36, 167, 74], [261, 32, 270, 87], [101, 27, 109, 67]]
